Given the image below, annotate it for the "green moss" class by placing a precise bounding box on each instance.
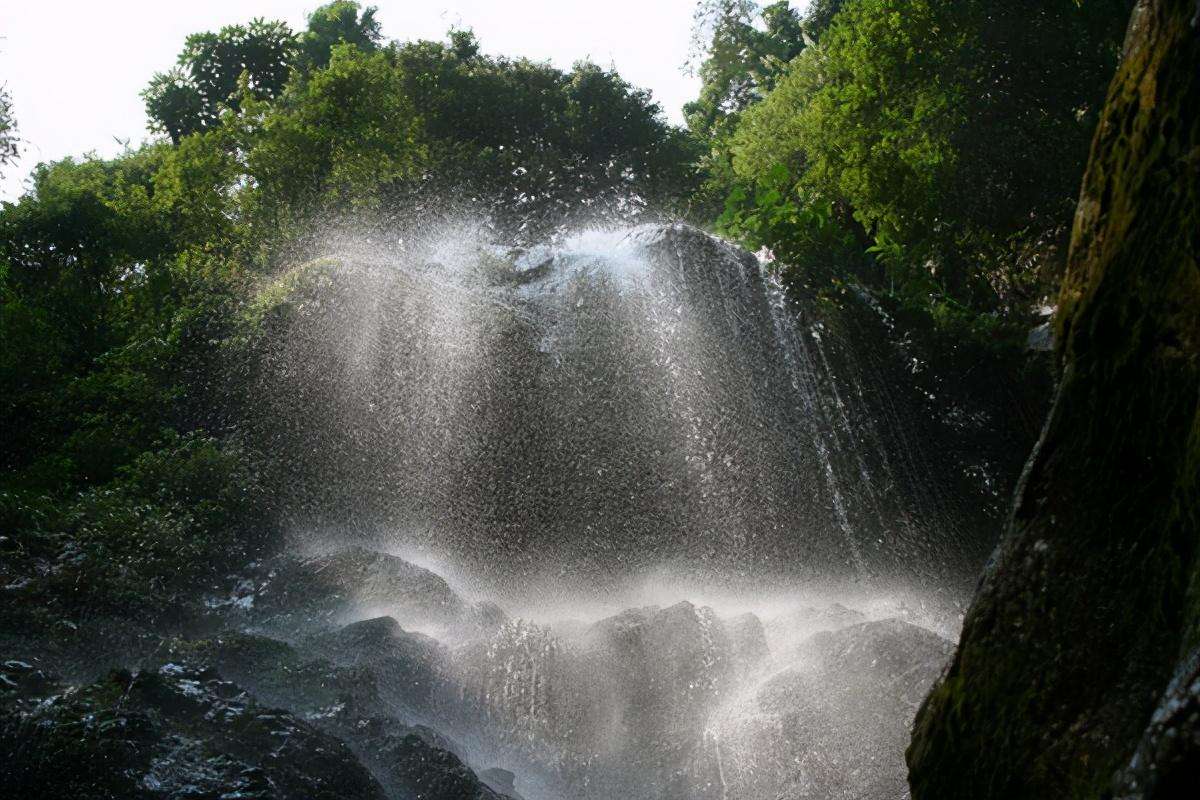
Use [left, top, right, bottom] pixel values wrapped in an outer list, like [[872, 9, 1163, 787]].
[[908, 1, 1200, 797]]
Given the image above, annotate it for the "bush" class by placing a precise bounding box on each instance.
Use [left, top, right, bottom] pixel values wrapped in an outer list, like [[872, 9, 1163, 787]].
[[2, 432, 273, 619]]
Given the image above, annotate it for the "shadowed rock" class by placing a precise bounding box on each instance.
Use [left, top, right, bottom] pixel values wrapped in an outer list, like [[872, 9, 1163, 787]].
[[244, 547, 470, 636], [0, 663, 387, 800]]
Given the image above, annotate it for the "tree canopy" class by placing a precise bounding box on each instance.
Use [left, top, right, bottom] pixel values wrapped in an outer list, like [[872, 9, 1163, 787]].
[[702, 0, 1128, 326]]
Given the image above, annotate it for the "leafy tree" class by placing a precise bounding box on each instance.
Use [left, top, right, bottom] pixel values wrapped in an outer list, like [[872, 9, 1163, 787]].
[[721, 0, 1128, 316], [683, 1, 808, 219], [0, 82, 17, 175], [0, 135, 246, 487], [390, 31, 698, 228], [144, 18, 297, 142], [684, 1, 805, 141], [299, 1, 382, 70], [239, 43, 424, 231], [801, 0, 848, 40]]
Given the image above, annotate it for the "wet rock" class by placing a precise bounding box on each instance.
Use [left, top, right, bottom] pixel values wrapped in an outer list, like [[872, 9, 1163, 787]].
[[723, 612, 770, 670], [481, 767, 523, 799], [907, 5, 1200, 797], [762, 602, 868, 658], [0, 657, 60, 713], [369, 730, 510, 800], [448, 602, 756, 799], [0, 653, 517, 800], [450, 600, 511, 640], [155, 632, 511, 798], [245, 547, 470, 636], [0, 663, 387, 800], [305, 616, 449, 714], [1113, 646, 1200, 800], [709, 618, 952, 800], [1026, 320, 1055, 351], [161, 632, 380, 714]]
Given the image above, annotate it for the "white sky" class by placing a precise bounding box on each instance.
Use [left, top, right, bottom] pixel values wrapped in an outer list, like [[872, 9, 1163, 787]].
[[0, 0, 718, 201]]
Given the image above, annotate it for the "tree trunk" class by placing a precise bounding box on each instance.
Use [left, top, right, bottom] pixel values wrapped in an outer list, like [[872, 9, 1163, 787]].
[[906, 1, 1200, 798]]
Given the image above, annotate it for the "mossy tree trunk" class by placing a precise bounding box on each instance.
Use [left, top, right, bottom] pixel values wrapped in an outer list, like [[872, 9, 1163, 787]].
[[907, 1, 1199, 798]]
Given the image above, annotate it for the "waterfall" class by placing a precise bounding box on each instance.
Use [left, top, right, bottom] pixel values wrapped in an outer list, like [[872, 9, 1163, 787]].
[[255, 220, 977, 598], [239, 219, 1001, 799]]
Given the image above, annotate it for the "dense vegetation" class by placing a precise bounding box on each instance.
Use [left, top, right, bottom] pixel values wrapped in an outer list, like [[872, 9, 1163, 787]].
[[689, 1, 1127, 323]]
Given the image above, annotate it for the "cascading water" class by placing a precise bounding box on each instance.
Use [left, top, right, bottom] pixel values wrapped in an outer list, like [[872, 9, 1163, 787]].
[[244, 219, 1002, 799]]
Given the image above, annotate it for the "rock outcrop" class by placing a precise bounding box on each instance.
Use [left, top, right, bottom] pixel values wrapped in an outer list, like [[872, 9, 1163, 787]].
[[243, 546, 473, 636], [907, 1, 1200, 796], [0, 663, 388, 800], [0, 652, 512, 800]]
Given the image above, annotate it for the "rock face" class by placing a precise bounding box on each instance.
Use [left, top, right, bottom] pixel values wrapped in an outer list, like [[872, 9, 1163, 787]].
[[436, 600, 769, 799], [762, 602, 868, 660], [252, 221, 1012, 595], [2, 543, 954, 800], [1113, 645, 1200, 799], [439, 598, 947, 800], [907, 1, 1200, 797], [306, 615, 450, 716], [580, 601, 747, 799]]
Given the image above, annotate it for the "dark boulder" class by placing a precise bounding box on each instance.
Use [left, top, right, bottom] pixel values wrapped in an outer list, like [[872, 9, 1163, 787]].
[[305, 615, 450, 715], [242, 547, 470, 637], [1113, 645, 1200, 800], [0, 663, 387, 800]]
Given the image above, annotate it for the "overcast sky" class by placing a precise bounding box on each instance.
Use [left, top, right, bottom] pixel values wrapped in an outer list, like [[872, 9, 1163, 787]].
[[0, 0, 723, 201]]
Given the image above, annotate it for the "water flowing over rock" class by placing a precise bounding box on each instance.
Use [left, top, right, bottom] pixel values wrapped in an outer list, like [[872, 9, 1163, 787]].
[[2, 222, 1010, 799], [251, 222, 1001, 596], [202, 220, 1012, 798], [213, 547, 949, 800]]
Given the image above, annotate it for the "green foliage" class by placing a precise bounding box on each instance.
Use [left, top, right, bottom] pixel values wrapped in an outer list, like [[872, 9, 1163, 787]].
[[391, 31, 698, 222], [0, 143, 248, 486], [0, 81, 18, 174], [701, 0, 1128, 337], [717, 163, 864, 294], [2, 432, 270, 615], [684, 1, 808, 216], [685, 1, 806, 141], [300, 1, 383, 70], [144, 18, 297, 142], [801, 0, 849, 40], [241, 43, 424, 230], [239, 44, 424, 230]]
